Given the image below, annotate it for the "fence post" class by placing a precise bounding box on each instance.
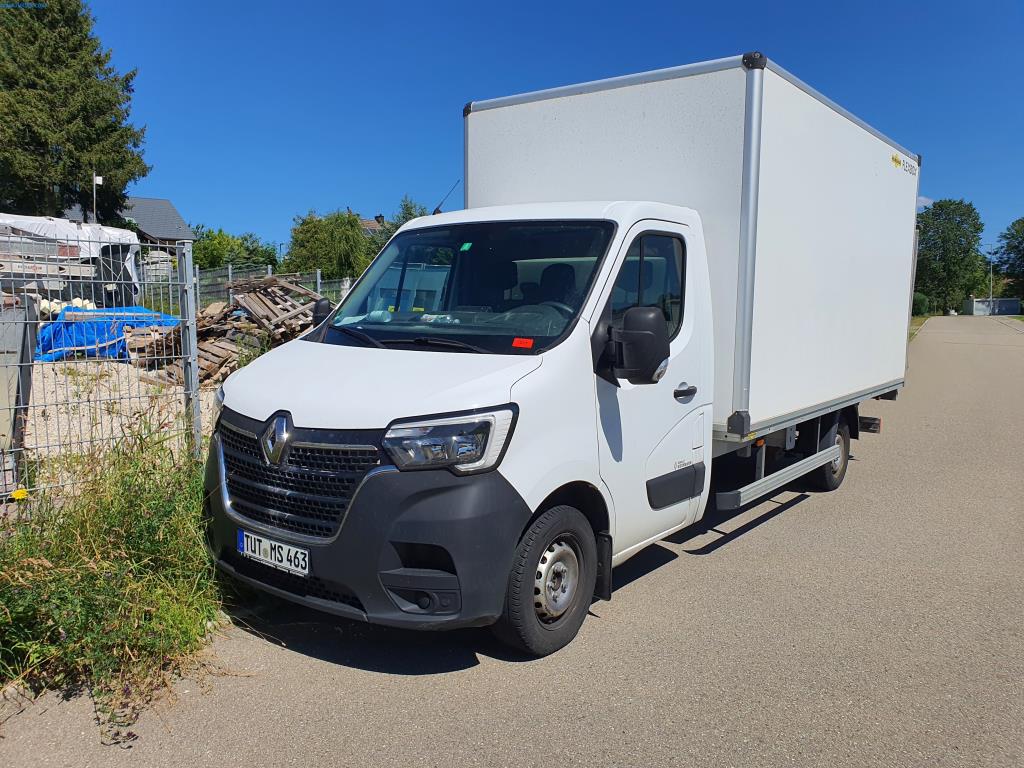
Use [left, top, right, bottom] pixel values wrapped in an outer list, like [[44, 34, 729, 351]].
[[316, 268, 322, 295], [178, 241, 202, 457], [267, 264, 272, 276], [227, 263, 234, 306], [194, 264, 201, 309]]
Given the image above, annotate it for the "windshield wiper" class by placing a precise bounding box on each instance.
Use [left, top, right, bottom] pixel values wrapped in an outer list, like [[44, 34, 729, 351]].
[[379, 337, 488, 353], [331, 325, 385, 348]]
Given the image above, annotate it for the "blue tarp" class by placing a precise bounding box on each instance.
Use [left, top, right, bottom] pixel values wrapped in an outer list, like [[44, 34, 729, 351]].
[[35, 306, 179, 363]]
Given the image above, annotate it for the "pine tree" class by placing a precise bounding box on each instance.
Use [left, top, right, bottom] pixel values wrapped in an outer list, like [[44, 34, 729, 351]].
[[0, 0, 148, 220]]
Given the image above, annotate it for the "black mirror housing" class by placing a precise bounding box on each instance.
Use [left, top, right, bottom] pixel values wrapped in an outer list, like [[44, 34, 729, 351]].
[[611, 306, 670, 385], [312, 297, 333, 328]]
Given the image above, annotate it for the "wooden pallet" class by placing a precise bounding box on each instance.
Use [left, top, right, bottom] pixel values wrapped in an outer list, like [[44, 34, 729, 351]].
[[133, 277, 322, 385]]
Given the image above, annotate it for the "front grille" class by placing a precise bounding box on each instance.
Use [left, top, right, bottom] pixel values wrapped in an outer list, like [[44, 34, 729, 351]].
[[225, 549, 364, 612], [218, 409, 384, 538]]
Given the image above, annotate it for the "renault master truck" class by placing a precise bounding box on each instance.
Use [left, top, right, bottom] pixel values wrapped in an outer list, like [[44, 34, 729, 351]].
[[205, 52, 920, 655]]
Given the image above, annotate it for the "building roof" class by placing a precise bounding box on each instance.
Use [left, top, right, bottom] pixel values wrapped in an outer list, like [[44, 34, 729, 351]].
[[360, 217, 385, 235], [121, 197, 194, 241], [64, 196, 194, 241]]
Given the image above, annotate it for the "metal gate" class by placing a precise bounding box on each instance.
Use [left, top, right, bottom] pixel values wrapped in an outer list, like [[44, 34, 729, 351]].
[[0, 227, 201, 498]]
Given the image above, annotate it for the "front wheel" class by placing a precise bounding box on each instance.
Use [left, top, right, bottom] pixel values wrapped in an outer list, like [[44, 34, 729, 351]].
[[492, 505, 597, 656]]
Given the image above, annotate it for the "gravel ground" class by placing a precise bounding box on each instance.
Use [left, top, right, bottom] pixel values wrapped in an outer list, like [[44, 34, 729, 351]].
[[2, 315, 1022, 767]]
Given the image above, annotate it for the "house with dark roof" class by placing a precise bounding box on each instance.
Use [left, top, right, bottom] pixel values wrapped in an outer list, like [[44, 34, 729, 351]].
[[65, 196, 194, 244]]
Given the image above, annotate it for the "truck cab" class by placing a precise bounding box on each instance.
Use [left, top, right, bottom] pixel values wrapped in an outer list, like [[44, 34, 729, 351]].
[[207, 202, 716, 654]]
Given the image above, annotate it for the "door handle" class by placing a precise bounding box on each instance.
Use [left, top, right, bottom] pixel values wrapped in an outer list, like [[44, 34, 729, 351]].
[[674, 383, 697, 400]]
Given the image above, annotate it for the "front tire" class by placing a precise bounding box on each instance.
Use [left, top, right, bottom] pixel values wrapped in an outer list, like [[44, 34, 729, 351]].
[[492, 505, 597, 656]]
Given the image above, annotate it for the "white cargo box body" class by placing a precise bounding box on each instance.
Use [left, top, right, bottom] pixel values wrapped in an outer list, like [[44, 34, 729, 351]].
[[464, 54, 920, 439]]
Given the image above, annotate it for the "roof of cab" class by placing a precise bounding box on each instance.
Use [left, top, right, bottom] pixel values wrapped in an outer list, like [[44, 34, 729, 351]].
[[399, 201, 701, 233]]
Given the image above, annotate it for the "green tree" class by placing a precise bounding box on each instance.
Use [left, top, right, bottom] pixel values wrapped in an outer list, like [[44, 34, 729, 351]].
[[994, 217, 1024, 297], [0, 0, 148, 220], [368, 195, 428, 254], [914, 199, 987, 312], [192, 225, 278, 269], [282, 210, 370, 279], [238, 233, 279, 266]]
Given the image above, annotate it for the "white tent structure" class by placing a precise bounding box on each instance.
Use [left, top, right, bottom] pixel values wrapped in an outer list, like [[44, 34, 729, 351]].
[[0, 212, 142, 304]]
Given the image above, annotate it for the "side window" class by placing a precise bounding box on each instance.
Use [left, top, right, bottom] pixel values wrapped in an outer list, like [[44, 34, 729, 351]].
[[609, 234, 685, 337]]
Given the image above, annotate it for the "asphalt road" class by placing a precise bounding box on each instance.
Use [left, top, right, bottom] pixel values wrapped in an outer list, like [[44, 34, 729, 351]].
[[4, 316, 1022, 767]]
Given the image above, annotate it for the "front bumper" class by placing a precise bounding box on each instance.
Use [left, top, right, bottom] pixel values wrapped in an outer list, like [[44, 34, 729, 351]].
[[204, 432, 532, 630]]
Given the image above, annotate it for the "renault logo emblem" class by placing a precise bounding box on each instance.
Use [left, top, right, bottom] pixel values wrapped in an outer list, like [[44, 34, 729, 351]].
[[261, 415, 290, 465]]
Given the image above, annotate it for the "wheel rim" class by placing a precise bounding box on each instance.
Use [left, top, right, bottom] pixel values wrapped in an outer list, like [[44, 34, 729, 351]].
[[534, 538, 580, 623], [831, 433, 845, 474]]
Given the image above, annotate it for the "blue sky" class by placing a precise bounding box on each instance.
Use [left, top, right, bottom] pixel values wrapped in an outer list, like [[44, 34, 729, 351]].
[[90, 0, 1022, 250]]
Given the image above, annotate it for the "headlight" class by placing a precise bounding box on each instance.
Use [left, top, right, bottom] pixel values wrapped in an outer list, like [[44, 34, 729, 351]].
[[383, 406, 517, 474]]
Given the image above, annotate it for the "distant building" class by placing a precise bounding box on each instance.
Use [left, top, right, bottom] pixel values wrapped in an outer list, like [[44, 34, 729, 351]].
[[361, 215, 387, 237], [65, 196, 194, 245]]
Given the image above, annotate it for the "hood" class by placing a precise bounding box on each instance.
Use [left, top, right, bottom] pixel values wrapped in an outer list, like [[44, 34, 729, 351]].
[[222, 338, 542, 429]]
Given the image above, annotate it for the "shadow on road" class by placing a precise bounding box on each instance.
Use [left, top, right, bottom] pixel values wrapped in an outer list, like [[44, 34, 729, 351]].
[[666, 492, 810, 554], [223, 595, 536, 675]]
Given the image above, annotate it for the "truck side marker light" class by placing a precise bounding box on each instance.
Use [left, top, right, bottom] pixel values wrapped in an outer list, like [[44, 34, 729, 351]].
[[512, 337, 534, 349]]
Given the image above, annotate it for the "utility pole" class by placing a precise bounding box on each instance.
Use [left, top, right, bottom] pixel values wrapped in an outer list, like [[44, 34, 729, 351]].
[[989, 257, 994, 314], [91, 171, 103, 222]]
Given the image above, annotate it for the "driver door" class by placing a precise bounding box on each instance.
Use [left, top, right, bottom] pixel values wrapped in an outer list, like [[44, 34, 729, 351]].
[[594, 222, 709, 554]]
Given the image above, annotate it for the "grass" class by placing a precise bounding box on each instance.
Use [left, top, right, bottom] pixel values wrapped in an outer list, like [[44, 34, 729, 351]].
[[909, 315, 931, 341], [0, 419, 221, 741]]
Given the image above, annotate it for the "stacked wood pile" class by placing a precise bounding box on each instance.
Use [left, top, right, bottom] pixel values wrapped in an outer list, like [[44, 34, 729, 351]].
[[131, 276, 322, 387]]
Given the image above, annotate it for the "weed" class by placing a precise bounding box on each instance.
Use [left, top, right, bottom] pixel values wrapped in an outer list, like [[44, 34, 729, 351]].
[[0, 416, 220, 741]]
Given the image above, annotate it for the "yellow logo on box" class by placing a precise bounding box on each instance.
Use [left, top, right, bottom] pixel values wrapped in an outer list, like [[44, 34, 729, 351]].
[[891, 153, 902, 168]]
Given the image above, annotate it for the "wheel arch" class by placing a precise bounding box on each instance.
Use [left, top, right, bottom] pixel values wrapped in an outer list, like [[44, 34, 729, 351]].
[[534, 480, 610, 535], [522, 480, 613, 602]]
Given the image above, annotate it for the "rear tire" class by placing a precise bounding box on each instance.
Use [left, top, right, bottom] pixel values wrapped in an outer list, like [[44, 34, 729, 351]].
[[492, 505, 597, 656], [810, 419, 850, 491]]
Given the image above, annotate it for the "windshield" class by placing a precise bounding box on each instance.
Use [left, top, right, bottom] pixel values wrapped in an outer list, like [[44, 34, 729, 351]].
[[323, 220, 615, 354]]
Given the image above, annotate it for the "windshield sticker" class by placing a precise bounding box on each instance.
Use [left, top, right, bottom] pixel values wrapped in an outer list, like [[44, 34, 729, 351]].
[[460, 242, 473, 252], [512, 337, 534, 349]]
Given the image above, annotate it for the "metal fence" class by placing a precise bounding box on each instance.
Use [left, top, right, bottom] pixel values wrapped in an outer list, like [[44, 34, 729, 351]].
[[193, 265, 352, 307], [196, 263, 271, 308], [0, 231, 202, 499]]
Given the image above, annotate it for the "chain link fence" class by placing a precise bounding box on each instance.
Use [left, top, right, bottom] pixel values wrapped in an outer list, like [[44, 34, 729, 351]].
[[0, 228, 202, 500]]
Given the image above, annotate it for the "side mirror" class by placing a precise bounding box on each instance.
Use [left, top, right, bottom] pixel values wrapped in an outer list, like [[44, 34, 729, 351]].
[[612, 306, 670, 385], [311, 297, 333, 327]]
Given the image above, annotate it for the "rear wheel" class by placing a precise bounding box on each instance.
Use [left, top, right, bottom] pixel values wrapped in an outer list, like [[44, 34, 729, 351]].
[[810, 419, 850, 491], [492, 505, 597, 656]]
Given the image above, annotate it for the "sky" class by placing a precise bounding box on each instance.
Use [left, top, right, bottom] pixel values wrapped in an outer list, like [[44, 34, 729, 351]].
[[89, 0, 1023, 251]]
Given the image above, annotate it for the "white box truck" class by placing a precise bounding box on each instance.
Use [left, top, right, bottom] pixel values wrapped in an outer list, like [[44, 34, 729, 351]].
[[207, 53, 920, 655]]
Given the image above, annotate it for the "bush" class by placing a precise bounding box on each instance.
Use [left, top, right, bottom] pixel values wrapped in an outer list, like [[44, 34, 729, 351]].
[[0, 423, 220, 735], [912, 292, 930, 316]]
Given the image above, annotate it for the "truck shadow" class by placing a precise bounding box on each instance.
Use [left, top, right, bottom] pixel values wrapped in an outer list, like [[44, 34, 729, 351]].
[[222, 590, 535, 675], [665, 492, 810, 554]]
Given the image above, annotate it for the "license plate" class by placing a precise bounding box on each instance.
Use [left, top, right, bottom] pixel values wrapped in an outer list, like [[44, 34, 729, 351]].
[[236, 529, 309, 576]]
